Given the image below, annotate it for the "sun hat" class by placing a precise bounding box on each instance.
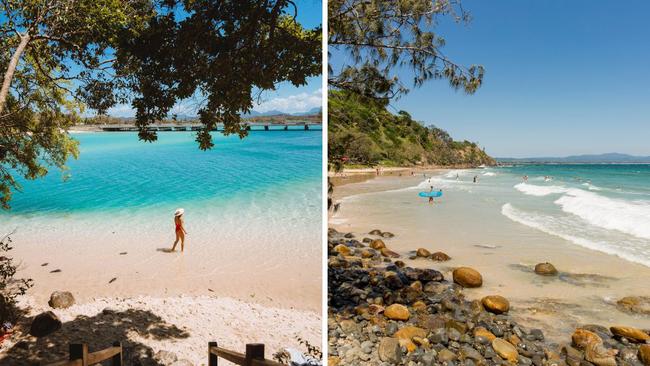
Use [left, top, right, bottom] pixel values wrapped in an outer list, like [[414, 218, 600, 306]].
[[174, 208, 185, 216]]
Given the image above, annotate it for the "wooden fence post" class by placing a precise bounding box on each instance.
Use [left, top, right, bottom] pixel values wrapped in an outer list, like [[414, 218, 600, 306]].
[[245, 344, 264, 366], [208, 341, 218, 366], [69, 344, 88, 366], [112, 341, 122, 366]]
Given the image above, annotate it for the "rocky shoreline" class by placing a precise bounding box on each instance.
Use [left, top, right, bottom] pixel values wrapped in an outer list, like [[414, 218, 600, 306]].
[[327, 228, 650, 366]]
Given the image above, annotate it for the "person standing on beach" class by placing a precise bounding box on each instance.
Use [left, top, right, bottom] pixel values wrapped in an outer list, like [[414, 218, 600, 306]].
[[171, 208, 188, 252]]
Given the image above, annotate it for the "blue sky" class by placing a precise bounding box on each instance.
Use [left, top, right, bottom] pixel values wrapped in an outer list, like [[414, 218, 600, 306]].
[[334, 0, 650, 158], [108, 0, 322, 117]]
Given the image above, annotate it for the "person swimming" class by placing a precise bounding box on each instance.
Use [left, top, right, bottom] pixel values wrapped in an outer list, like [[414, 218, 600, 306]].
[[171, 208, 188, 252]]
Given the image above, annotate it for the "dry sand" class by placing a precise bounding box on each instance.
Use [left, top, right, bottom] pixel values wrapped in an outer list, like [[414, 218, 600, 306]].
[[1, 295, 320, 365]]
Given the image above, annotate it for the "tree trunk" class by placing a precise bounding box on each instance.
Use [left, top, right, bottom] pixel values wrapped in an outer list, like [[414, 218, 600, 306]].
[[0, 33, 30, 116]]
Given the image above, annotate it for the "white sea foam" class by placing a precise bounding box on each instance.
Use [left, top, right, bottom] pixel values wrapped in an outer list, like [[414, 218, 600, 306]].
[[582, 182, 602, 191], [514, 183, 569, 196], [501, 203, 650, 267], [554, 189, 650, 240], [483, 172, 496, 176]]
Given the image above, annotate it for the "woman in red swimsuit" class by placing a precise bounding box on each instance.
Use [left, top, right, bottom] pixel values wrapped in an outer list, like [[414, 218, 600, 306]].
[[171, 208, 188, 252]]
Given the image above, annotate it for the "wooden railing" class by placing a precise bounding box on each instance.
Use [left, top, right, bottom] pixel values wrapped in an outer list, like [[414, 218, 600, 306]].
[[45, 342, 122, 366], [208, 342, 284, 366]]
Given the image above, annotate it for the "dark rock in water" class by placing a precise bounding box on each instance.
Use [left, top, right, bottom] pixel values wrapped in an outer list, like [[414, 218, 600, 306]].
[[584, 341, 617, 366], [384, 271, 404, 290], [617, 296, 650, 315], [431, 251, 451, 261], [333, 244, 352, 256], [362, 237, 372, 243], [344, 233, 355, 238], [380, 248, 400, 258], [41, 263, 48, 266], [381, 232, 395, 238], [29, 311, 61, 337], [378, 337, 401, 363], [369, 229, 383, 235], [394, 260, 405, 268], [48, 291, 75, 309], [452, 267, 483, 288], [109, 277, 117, 284], [119, 252, 127, 255], [535, 262, 558, 276], [50, 269, 62, 273]]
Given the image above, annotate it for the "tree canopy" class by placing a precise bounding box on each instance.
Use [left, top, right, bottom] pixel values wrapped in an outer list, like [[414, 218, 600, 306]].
[[0, 0, 321, 209], [328, 0, 483, 100]]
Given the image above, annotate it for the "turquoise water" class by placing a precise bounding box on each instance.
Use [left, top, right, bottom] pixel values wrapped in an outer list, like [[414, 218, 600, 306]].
[[422, 164, 650, 266], [0, 131, 322, 251], [2, 131, 321, 215]]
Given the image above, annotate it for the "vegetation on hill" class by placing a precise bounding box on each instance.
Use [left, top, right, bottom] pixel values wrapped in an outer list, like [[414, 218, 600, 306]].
[[328, 91, 494, 169]]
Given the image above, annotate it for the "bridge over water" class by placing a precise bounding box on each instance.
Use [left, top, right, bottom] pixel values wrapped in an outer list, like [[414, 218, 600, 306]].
[[99, 121, 322, 132]]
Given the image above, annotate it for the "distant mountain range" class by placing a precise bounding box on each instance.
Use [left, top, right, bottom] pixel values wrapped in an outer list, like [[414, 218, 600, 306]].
[[498, 153, 650, 164], [243, 107, 322, 118]]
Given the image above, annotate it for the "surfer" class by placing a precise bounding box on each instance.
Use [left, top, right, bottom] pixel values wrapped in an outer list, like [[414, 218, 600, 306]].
[[473, 175, 478, 183], [523, 175, 528, 182], [428, 186, 435, 204], [171, 208, 188, 252]]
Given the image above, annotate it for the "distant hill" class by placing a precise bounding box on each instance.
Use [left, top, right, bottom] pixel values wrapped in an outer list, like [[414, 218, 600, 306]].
[[328, 90, 494, 168], [498, 153, 650, 164]]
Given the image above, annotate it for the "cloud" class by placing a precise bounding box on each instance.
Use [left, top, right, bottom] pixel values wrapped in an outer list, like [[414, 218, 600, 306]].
[[99, 88, 322, 118], [253, 88, 322, 113]]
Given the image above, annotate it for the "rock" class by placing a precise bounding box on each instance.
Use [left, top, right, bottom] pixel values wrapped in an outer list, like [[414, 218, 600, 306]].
[[412, 300, 427, 312], [584, 341, 617, 366], [452, 267, 483, 288], [481, 295, 510, 314], [416, 248, 431, 257], [395, 326, 427, 353], [534, 262, 558, 276], [339, 319, 360, 335], [48, 291, 75, 309], [370, 239, 386, 250], [380, 248, 400, 258], [369, 229, 383, 235], [572, 329, 603, 349], [610, 326, 650, 343], [328, 356, 341, 366], [431, 251, 451, 261], [438, 348, 457, 362], [381, 232, 395, 238], [639, 344, 650, 366], [333, 244, 352, 256], [617, 296, 650, 315], [385, 304, 410, 321], [344, 233, 355, 238], [154, 350, 178, 365], [384, 271, 404, 289], [29, 311, 62, 337], [492, 338, 519, 363], [378, 337, 401, 363], [473, 327, 496, 341]]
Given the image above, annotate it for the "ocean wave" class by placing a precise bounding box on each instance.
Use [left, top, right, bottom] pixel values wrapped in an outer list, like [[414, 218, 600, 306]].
[[501, 203, 650, 268], [554, 189, 650, 240], [582, 182, 602, 191], [514, 183, 569, 196], [483, 172, 496, 176]]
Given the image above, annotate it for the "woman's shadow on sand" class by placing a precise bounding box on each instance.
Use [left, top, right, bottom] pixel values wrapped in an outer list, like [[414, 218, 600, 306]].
[[0, 308, 190, 365]]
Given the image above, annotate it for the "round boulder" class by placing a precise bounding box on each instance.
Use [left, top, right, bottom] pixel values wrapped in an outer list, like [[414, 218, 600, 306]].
[[416, 248, 431, 258], [48, 291, 75, 309], [452, 267, 483, 288], [29, 311, 62, 337], [492, 338, 518, 362], [572, 328, 603, 349], [384, 304, 410, 321], [369, 229, 383, 235], [370, 239, 386, 250], [431, 252, 451, 261], [617, 296, 650, 315], [638, 344, 650, 366], [610, 326, 650, 343], [534, 262, 558, 276], [481, 295, 510, 314], [333, 244, 352, 256]]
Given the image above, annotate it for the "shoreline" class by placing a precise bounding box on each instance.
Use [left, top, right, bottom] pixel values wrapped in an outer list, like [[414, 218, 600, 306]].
[[329, 169, 650, 342], [1, 294, 321, 365]]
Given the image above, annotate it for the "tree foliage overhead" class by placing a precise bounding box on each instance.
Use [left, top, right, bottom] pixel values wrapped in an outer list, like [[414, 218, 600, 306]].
[[0, 0, 321, 209], [328, 90, 494, 169], [328, 0, 484, 100]]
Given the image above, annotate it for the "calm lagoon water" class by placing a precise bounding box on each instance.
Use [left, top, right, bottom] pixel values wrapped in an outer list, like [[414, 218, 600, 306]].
[[1, 131, 322, 245]]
